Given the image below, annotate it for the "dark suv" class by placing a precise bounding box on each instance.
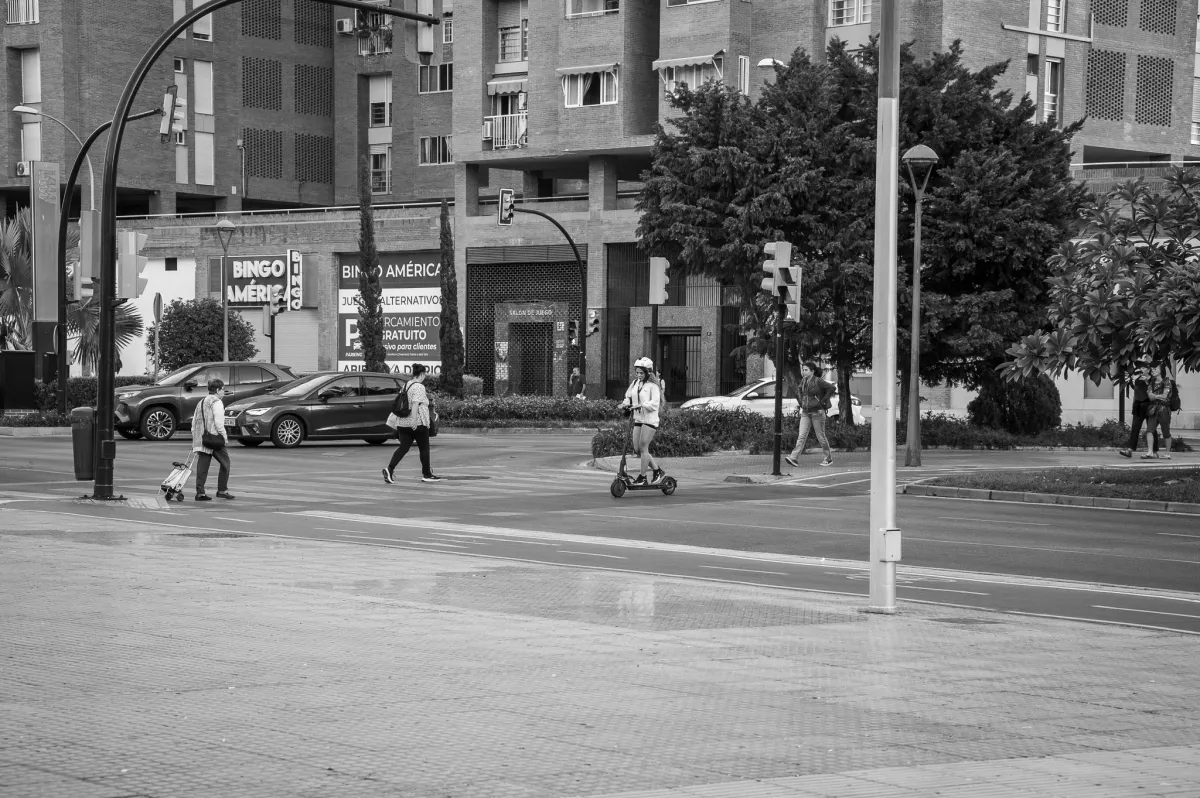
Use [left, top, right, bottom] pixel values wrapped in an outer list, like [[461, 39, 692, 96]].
[[115, 362, 297, 442], [224, 371, 437, 448]]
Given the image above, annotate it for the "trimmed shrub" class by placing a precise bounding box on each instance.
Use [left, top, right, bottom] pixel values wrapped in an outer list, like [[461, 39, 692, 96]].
[[591, 424, 710, 458], [746, 417, 872, 455], [968, 374, 1062, 435], [34, 376, 157, 413], [0, 412, 72, 427], [436, 396, 624, 424], [463, 374, 484, 396]]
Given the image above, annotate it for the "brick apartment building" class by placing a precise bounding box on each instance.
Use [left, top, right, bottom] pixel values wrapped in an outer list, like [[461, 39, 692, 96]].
[[2, 0, 1197, 426]]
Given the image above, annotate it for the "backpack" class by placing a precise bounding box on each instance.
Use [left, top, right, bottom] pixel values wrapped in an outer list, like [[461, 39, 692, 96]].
[[391, 384, 412, 418], [1170, 380, 1181, 412]]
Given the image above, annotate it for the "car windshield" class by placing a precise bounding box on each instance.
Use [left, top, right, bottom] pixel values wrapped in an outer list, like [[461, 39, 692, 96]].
[[154, 366, 199, 386], [725, 382, 764, 398], [274, 375, 333, 397]]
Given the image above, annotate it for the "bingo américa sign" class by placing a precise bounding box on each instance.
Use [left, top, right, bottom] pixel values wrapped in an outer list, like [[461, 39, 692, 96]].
[[337, 251, 442, 375]]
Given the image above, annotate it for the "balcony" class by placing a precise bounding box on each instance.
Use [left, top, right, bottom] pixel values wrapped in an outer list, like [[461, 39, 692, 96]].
[[484, 113, 528, 149], [6, 0, 38, 23], [357, 23, 393, 56]]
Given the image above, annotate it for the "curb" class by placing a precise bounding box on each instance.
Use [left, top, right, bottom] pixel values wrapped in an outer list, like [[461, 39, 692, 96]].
[[0, 427, 72, 437], [903, 483, 1200, 514]]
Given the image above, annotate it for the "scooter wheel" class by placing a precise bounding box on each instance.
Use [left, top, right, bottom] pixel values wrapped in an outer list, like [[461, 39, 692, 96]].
[[610, 479, 627, 498], [661, 477, 677, 496]]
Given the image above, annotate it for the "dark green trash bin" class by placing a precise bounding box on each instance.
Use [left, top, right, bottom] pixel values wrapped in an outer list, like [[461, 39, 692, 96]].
[[71, 407, 95, 481]]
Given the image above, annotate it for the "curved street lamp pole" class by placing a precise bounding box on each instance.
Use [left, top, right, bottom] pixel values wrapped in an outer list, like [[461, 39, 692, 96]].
[[901, 144, 939, 469], [91, 0, 440, 499]]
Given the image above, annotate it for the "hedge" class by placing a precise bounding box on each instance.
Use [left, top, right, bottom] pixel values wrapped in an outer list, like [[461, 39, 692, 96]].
[[0, 412, 73, 427], [33, 376, 155, 413], [435, 396, 625, 424]]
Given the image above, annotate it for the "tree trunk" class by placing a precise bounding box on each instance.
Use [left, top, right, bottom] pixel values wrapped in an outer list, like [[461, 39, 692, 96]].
[[835, 356, 854, 426]]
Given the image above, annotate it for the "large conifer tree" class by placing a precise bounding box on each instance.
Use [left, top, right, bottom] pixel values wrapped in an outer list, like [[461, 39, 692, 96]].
[[356, 155, 388, 373], [437, 199, 465, 396]]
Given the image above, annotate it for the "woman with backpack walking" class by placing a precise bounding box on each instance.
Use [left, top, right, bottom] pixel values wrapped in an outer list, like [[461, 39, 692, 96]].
[[784, 361, 835, 468], [622, 357, 665, 485], [382, 364, 441, 483]]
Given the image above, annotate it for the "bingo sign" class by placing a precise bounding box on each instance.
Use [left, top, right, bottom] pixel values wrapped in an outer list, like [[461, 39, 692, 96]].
[[219, 250, 304, 309], [338, 251, 442, 374]]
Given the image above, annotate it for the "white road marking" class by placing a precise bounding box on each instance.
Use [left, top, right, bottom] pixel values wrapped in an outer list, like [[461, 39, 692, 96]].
[[938, 516, 1051, 527], [213, 517, 253, 523], [426, 531, 556, 547], [899, 586, 990, 596], [1092, 605, 1200, 620], [336, 534, 468, 549], [699, 566, 788, 576], [555, 550, 628, 560], [314, 527, 360, 533], [1158, 532, 1200, 539]]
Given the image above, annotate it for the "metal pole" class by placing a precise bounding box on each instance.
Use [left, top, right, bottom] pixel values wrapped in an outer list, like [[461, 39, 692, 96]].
[[905, 184, 923, 468], [92, 0, 440, 500], [221, 250, 229, 361], [650, 304, 659, 370], [869, 0, 900, 612], [772, 299, 785, 476]]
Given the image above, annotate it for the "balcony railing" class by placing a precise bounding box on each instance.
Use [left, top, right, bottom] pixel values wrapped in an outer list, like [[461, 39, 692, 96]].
[[6, 0, 38, 23], [483, 112, 528, 149], [358, 24, 393, 56]]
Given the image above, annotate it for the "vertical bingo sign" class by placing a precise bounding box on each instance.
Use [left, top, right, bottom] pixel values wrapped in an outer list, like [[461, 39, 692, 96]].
[[286, 249, 303, 311]]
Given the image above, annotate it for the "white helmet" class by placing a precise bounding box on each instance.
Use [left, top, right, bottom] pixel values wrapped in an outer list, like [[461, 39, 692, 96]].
[[634, 357, 654, 371]]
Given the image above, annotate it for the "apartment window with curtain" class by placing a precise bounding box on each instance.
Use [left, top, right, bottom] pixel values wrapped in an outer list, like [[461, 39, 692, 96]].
[[370, 144, 391, 193], [737, 55, 750, 94], [418, 63, 453, 93], [1044, 57, 1063, 123], [566, 0, 618, 16], [664, 60, 721, 94], [499, 25, 523, 61], [443, 16, 452, 43], [419, 135, 453, 165], [828, 0, 870, 26], [7, 0, 40, 23], [1192, 78, 1200, 144], [563, 70, 617, 107], [1046, 0, 1065, 33], [194, 60, 213, 114], [369, 74, 392, 126], [192, 0, 213, 40]]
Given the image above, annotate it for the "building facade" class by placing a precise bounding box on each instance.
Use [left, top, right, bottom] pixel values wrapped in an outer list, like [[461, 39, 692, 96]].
[[3, 0, 1198, 426]]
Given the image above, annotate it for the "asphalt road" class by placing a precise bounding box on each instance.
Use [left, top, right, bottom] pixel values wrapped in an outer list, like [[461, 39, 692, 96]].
[[2, 433, 1198, 633]]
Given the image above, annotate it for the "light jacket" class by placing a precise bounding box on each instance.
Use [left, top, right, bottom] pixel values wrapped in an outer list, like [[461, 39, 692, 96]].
[[394, 380, 432, 429], [191, 394, 227, 455], [623, 378, 661, 427]]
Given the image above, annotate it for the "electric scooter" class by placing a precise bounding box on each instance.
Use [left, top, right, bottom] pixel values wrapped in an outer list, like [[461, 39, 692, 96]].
[[610, 415, 677, 498]]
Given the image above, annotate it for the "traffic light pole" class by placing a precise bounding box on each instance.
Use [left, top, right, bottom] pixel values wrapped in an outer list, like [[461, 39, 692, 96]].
[[772, 298, 785, 476], [650, 305, 658, 371], [511, 207, 586, 385], [91, 0, 439, 499]]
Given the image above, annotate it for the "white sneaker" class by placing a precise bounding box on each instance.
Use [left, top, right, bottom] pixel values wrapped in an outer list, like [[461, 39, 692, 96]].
[[784, 455, 798, 467], [820, 459, 833, 467], [382, 469, 394, 484], [422, 474, 443, 483]]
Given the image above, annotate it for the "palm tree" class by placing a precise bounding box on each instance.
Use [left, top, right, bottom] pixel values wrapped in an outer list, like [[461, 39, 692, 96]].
[[66, 292, 144, 373]]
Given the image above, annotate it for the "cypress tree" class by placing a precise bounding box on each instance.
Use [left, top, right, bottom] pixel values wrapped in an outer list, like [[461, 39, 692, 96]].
[[437, 199, 465, 396], [356, 155, 388, 373]]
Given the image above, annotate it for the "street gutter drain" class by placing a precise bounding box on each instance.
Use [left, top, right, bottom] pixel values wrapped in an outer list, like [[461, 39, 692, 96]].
[[175, 532, 255, 539], [928, 617, 1003, 625]]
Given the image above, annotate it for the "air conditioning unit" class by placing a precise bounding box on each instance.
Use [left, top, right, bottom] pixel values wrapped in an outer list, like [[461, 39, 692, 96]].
[[15, 161, 31, 177], [481, 120, 494, 140], [336, 18, 355, 34]]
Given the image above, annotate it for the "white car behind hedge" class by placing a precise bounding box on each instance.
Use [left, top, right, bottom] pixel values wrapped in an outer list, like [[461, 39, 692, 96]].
[[680, 377, 867, 425]]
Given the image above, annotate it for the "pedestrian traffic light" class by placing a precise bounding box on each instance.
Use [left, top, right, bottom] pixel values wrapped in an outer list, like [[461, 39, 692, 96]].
[[761, 241, 791, 298], [116, 231, 150, 299], [498, 188, 515, 226], [587, 309, 601, 337], [778, 262, 801, 321], [649, 257, 670, 306], [569, 319, 580, 346], [269, 284, 287, 316]]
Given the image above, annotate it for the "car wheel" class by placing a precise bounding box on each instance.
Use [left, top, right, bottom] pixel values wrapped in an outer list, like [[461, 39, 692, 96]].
[[139, 407, 177, 441], [237, 439, 264, 447], [364, 437, 389, 445], [270, 416, 305, 449], [116, 429, 143, 440]]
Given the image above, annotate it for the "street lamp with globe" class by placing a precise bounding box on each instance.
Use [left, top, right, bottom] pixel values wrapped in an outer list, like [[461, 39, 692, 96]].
[[214, 218, 236, 362], [901, 144, 939, 468]]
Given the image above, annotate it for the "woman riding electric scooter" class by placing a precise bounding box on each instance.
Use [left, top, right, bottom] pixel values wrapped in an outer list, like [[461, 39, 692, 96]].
[[622, 357, 665, 485]]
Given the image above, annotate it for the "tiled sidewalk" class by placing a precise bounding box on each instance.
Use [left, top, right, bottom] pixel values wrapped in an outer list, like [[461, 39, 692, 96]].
[[1, 506, 1198, 798]]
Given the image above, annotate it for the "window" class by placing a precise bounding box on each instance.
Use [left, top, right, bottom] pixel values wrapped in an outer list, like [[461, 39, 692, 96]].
[[737, 55, 750, 94], [664, 60, 721, 94], [419, 135, 453, 165], [828, 0, 870, 26], [1046, 0, 1065, 33], [1044, 57, 1063, 123], [174, 57, 186, 72], [320, 376, 361, 397], [20, 48, 40, 103], [562, 70, 617, 107], [566, 0, 618, 16], [418, 63, 453, 93], [1027, 54, 1039, 76], [499, 25, 523, 61], [195, 131, 214, 185], [237, 365, 271, 384], [175, 130, 187, 145], [191, 366, 230, 386], [165, 257, 178, 272], [1192, 77, 1200, 144], [368, 74, 392, 126], [174, 0, 186, 36], [194, 60, 213, 114], [192, 0, 213, 39], [666, 0, 712, 6], [443, 16, 453, 43], [7, 0, 39, 23], [363, 376, 401, 395], [370, 144, 391, 193]]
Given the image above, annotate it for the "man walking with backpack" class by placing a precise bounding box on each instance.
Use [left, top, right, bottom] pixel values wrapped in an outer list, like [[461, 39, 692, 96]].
[[382, 364, 440, 484]]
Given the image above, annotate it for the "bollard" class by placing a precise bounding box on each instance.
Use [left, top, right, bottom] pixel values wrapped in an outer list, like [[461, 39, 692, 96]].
[[71, 407, 95, 481]]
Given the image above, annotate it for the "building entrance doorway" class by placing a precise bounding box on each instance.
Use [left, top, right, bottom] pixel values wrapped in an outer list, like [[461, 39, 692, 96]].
[[647, 331, 701, 402], [509, 322, 554, 395]]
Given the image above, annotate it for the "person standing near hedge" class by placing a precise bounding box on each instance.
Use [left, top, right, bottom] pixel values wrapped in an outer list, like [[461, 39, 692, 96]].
[[191, 378, 234, 500], [622, 357, 665, 485], [1142, 367, 1174, 460], [1119, 364, 1158, 459], [784, 362, 834, 468], [383, 364, 441, 484]]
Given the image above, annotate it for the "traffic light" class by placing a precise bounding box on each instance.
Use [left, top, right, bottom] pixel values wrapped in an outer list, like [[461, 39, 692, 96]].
[[498, 188, 515, 226], [569, 320, 580, 347], [649, 257, 670, 305], [116, 231, 150, 299], [404, 0, 438, 65], [778, 261, 801, 321], [269, 284, 287, 316], [172, 97, 188, 135], [159, 86, 177, 142], [587, 309, 601, 337], [761, 241, 791, 298]]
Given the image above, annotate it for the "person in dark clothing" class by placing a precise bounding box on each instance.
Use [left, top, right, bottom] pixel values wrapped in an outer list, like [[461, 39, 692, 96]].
[[784, 362, 835, 467], [382, 364, 440, 483], [1119, 365, 1158, 458], [568, 367, 584, 398]]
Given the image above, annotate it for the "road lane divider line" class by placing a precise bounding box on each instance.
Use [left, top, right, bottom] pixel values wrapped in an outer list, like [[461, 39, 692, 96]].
[[426, 532, 557, 547], [555, 551, 628, 560], [213, 517, 253, 523], [937, 516, 1051, 527], [699, 566, 789, 576], [899, 586, 990, 596], [1091, 605, 1200, 619], [337, 534, 468, 550], [1158, 532, 1200, 539], [1004, 610, 1200, 636]]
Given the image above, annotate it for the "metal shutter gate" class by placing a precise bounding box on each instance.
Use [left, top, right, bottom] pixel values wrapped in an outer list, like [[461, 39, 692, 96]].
[[273, 310, 320, 373]]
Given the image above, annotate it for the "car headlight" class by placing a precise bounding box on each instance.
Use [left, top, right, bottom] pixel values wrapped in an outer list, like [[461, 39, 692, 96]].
[[117, 392, 140, 400], [245, 408, 269, 416]]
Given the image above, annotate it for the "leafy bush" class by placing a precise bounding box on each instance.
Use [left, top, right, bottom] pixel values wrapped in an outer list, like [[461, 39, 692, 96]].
[[462, 374, 484, 397], [436, 396, 625, 424], [591, 424, 710, 458], [925, 467, 1200, 503], [968, 374, 1062, 435], [746, 416, 872, 454], [0, 412, 72, 427], [34, 376, 157, 413], [147, 298, 257, 371], [670, 407, 772, 449], [915, 413, 1018, 449]]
